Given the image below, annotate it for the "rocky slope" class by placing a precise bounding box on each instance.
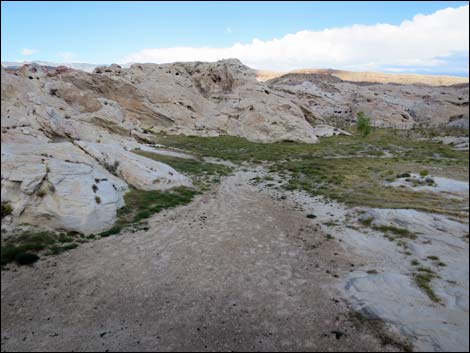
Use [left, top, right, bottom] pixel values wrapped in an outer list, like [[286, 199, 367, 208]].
[[267, 73, 469, 128], [257, 68, 469, 86], [1, 59, 469, 234], [0, 59, 330, 234]]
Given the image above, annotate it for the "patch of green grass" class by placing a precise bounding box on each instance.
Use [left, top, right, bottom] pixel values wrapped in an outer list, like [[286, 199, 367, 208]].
[[414, 270, 440, 303], [154, 128, 468, 167], [1, 231, 83, 268], [148, 129, 468, 217], [367, 269, 379, 274], [411, 259, 420, 266], [420, 170, 429, 177], [57, 234, 75, 243], [417, 266, 436, 274], [372, 225, 416, 239], [427, 255, 439, 261], [323, 220, 340, 227], [98, 186, 199, 237], [99, 225, 122, 238], [132, 149, 232, 187], [14, 252, 40, 265], [359, 217, 373, 227], [412, 126, 469, 138], [47, 243, 78, 255], [1, 203, 13, 219], [349, 311, 413, 352]]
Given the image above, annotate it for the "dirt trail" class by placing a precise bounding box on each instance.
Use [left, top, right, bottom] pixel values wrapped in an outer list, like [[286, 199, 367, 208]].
[[1, 171, 400, 352]]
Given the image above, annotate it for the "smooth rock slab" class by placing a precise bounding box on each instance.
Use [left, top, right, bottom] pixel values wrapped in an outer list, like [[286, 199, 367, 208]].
[[1, 142, 128, 235], [345, 272, 469, 352], [76, 142, 192, 190]]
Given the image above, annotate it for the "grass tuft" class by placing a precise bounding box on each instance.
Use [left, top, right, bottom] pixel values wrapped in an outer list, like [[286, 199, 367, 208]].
[[414, 271, 440, 303], [97, 186, 199, 237], [1, 231, 83, 269], [372, 225, 416, 239]]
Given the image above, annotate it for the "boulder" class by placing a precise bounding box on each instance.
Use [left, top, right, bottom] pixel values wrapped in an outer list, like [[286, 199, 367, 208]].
[[1, 142, 128, 235]]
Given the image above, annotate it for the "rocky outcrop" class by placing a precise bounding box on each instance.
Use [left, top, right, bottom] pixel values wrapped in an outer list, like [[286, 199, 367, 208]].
[[87, 59, 319, 143], [75, 142, 192, 190], [1, 65, 192, 234], [1, 142, 128, 235], [2, 59, 468, 233], [267, 73, 469, 128]]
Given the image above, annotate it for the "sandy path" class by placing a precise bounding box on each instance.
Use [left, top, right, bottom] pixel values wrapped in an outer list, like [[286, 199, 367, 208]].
[[1, 172, 398, 352]]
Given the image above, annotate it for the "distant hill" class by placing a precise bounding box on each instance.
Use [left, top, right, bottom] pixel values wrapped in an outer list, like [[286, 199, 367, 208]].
[[256, 68, 469, 86], [1, 61, 102, 73]]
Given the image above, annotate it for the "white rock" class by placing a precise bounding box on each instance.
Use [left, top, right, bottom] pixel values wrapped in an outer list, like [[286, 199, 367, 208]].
[[76, 142, 192, 190], [1, 142, 128, 235]]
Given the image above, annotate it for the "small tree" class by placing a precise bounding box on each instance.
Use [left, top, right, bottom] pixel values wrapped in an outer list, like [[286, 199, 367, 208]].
[[356, 112, 372, 137]]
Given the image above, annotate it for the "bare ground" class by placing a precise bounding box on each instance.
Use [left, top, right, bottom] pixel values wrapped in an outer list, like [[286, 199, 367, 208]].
[[1, 171, 404, 352]]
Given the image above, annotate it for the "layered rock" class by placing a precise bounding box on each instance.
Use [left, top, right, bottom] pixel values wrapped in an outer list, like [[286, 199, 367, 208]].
[[87, 59, 319, 143]]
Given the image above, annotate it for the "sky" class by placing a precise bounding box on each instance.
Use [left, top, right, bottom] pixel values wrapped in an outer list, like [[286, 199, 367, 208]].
[[1, 1, 469, 76]]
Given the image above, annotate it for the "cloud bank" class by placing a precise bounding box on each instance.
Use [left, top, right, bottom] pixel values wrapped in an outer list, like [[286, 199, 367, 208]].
[[122, 5, 469, 74]]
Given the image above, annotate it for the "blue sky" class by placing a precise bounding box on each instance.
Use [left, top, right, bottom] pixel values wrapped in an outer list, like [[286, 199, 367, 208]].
[[1, 1, 469, 75]]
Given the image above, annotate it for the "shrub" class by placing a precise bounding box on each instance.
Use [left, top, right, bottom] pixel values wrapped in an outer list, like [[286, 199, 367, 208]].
[[99, 225, 122, 238], [104, 161, 120, 175], [1, 203, 13, 219], [15, 252, 40, 266], [37, 189, 47, 197], [95, 196, 101, 204], [48, 243, 78, 255], [420, 170, 429, 177], [356, 112, 372, 137]]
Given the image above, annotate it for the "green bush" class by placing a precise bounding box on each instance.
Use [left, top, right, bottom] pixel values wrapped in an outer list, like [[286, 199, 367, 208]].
[[15, 253, 40, 265], [356, 112, 372, 137], [1, 203, 13, 219]]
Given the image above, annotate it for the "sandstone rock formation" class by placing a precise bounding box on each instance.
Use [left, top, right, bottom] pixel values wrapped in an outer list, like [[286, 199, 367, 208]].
[[87, 59, 319, 143], [267, 73, 469, 128], [1, 59, 468, 234], [1, 65, 191, 234]]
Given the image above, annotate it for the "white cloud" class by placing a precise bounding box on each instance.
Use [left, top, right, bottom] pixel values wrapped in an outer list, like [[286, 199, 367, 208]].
[[59, 51, 75, 61], [121, 5, 469, 73], [21, 48, 36, 56], [226, 27, 232, 33]]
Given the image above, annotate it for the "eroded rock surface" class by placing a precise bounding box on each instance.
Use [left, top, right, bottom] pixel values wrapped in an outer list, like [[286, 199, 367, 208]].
[[1, 59, 468, 235], [267, 73, 469, 128]]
